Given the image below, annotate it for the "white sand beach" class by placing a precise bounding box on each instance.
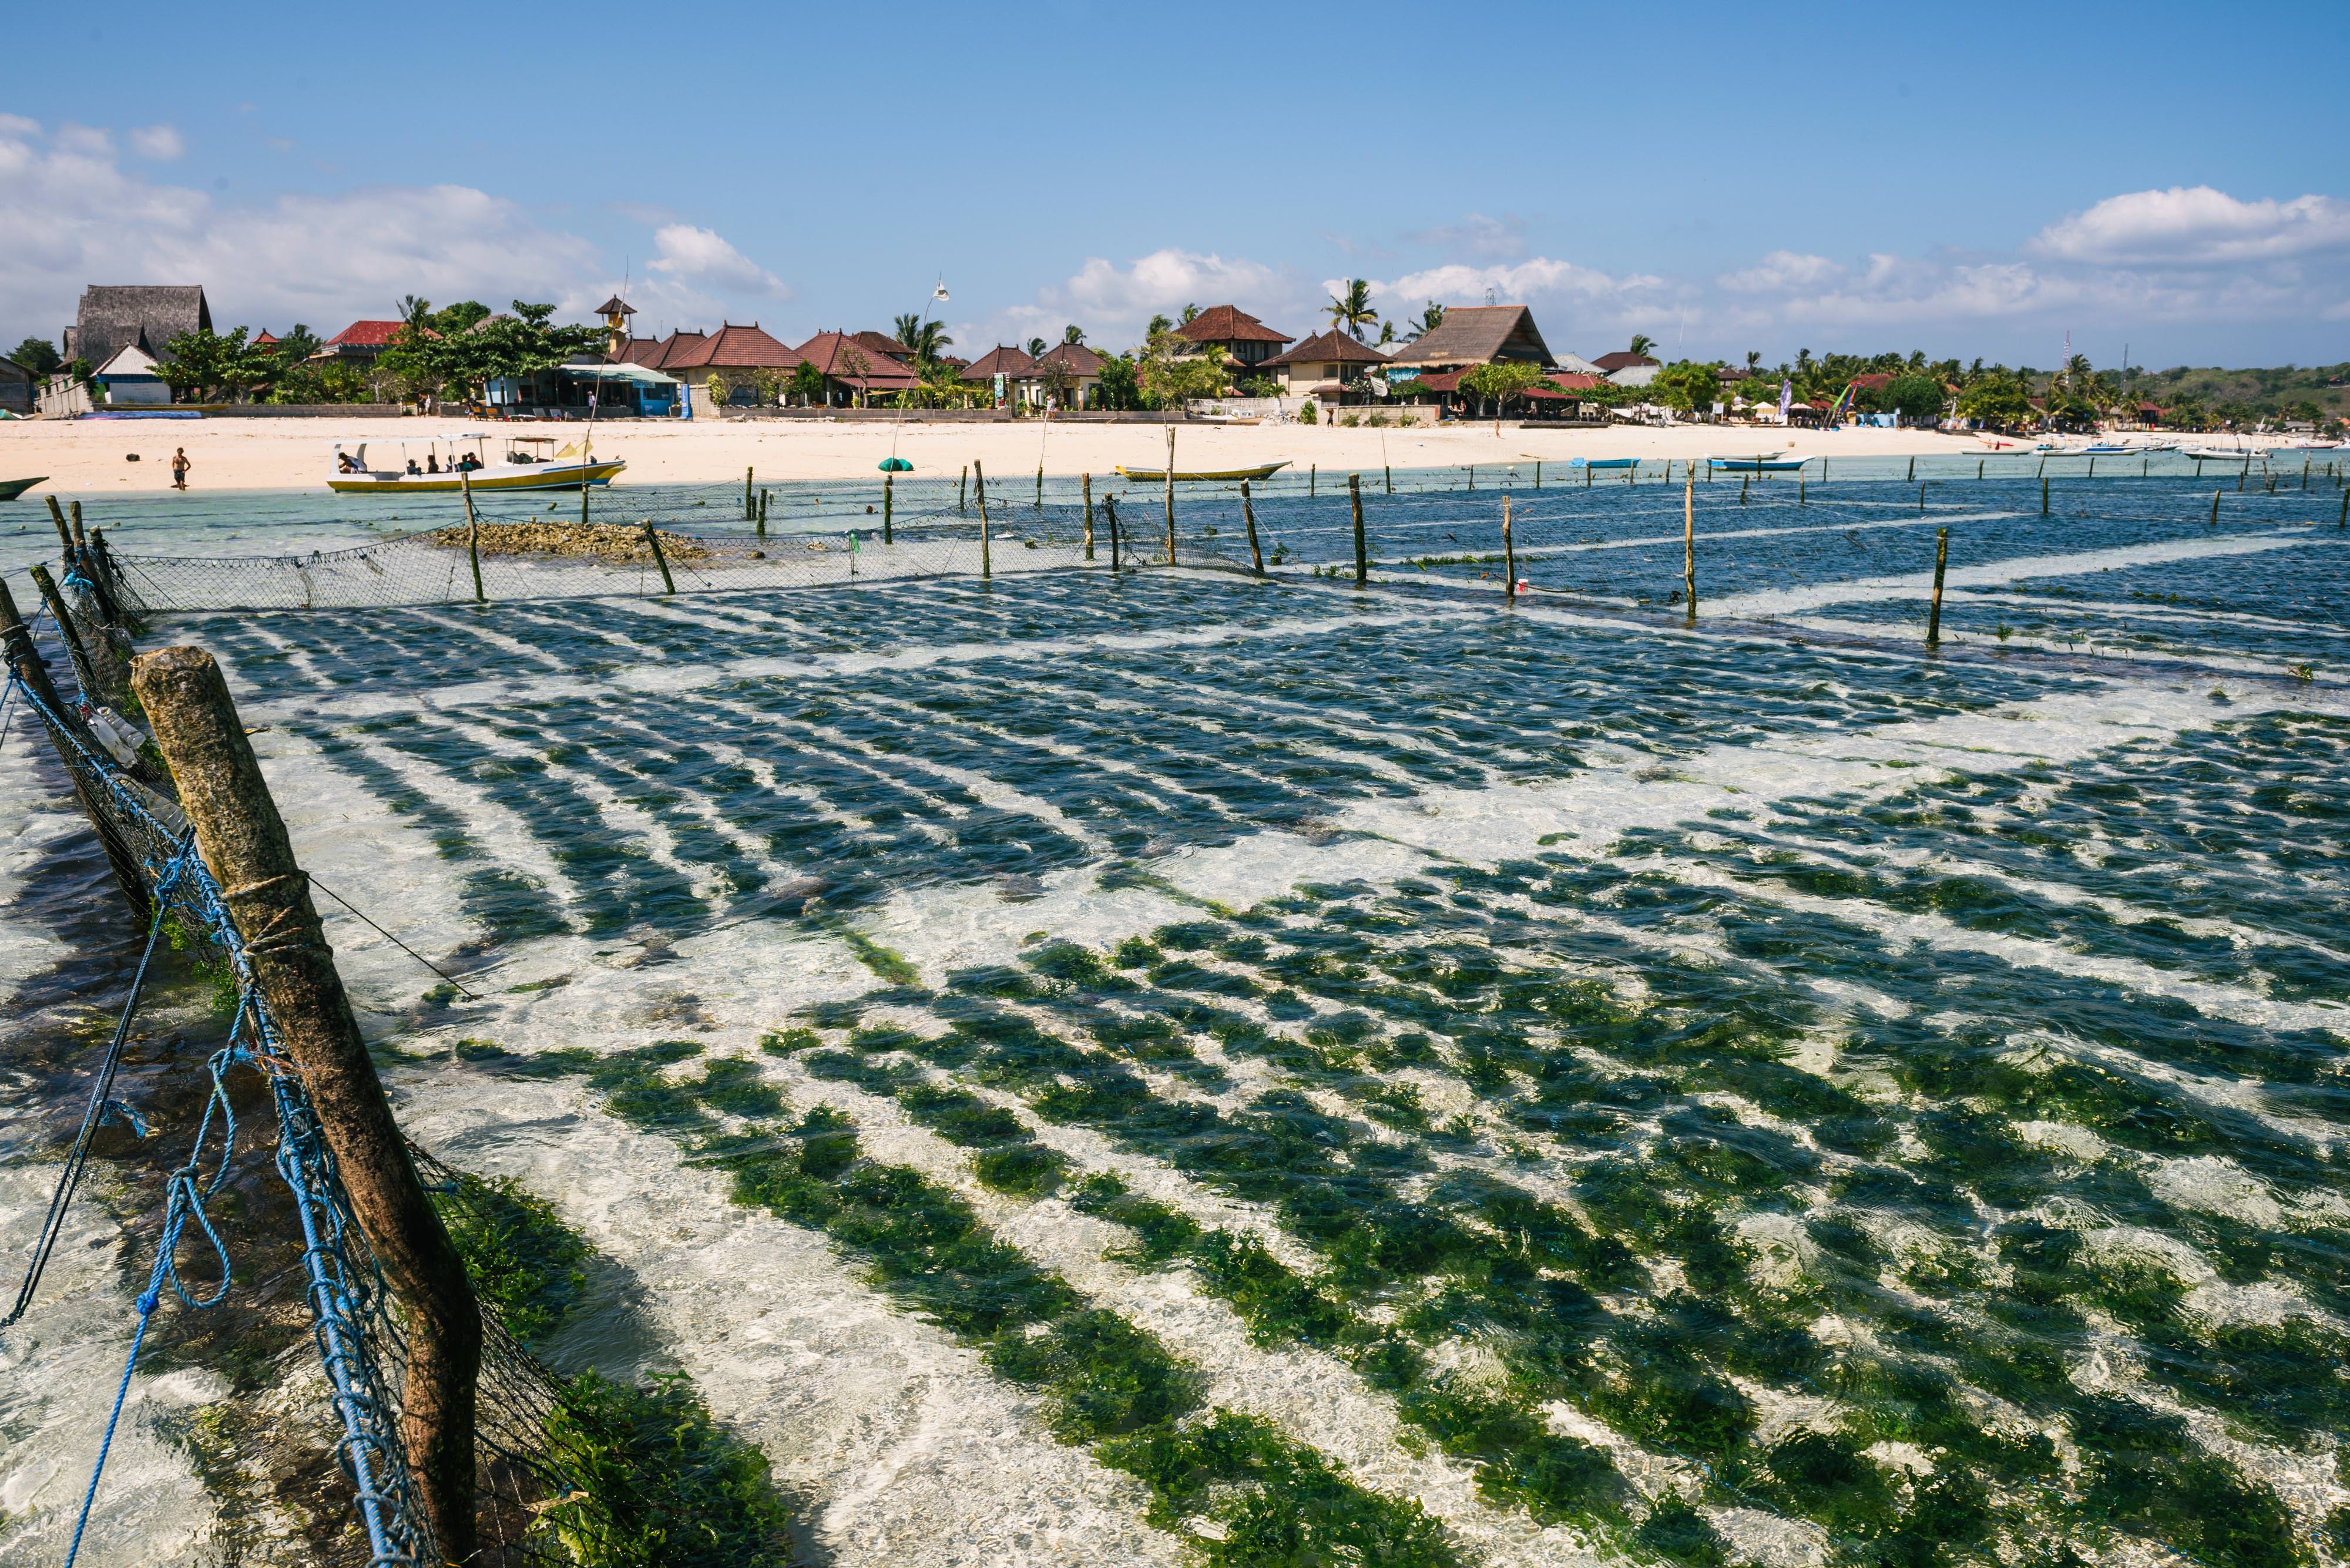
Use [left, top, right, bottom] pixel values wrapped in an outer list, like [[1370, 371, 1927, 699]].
[[0, 414, 1994, 495]]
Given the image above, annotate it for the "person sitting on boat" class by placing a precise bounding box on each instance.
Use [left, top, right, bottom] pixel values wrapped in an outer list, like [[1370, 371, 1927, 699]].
[[338, 451, 360, 473], [426, 451, 440, 474], [405, 458, 421, 475]]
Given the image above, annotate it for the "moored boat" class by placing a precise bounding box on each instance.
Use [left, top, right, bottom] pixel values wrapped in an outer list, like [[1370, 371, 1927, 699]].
[[1565, 456, 1640, 469], [1707, 454, 1809, 472], [1114, 461, 1290, 482], [0, 476, 48, 501], [328, 432, 625, 494]]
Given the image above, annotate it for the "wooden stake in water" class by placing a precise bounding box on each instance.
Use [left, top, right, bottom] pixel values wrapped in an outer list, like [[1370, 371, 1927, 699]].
[[2338, 489, 2347, 529], [1739, 474, 1749, 506], [1585, 462, 1592, 488], [1906, 455, 1915, 482], [959, 464, 968, 513], [974, 459, 992, 578], [745, 466, 754, 521], [1241, 479, 1264, 576], [641, 519, 676, 594], [1163, 427, 1176, 564], [2041, 476, 2050, 515], [130, 644, 482, 1564], [1036, 462, 1043, 508], [1798, 477, 1807, 506], [1534, 460, 1541, 489], [2211, 490, 2221, 526], [1682, 466, 1696, 616], [758, 489, 768, 537], [882, 474, 894, 545], [1978, 459, 1985, 480], [0, 579, 149, 919], [461, 469, 485, 603], [1310, 463, 1317, 497], [1919, 482, 1928, 512], [1468, 465, 1475, 491], [1104, 493, 1122, 573], [46, 493, 72, 559], [1082, 472, 1095, 561], [1385, 462, 1394, 493], [1350, 472, 1367, 587], [1502, 493, 1516, 602], [1926, 526, 1948, 647], [28, 561, 108, 706]]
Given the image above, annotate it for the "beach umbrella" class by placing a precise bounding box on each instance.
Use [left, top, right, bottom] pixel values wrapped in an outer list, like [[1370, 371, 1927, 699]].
[[878, 457, 913, 472]]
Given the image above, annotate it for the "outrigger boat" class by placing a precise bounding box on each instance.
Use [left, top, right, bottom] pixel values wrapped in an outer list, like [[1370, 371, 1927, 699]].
[[1114, 460, 1290, 482], [327, 432, 625, 494], [1707, 454, 1809, 473], [2183, 445, 2257, 462], [0, 476, 48, 502], [1564, 456, 1640, 470]]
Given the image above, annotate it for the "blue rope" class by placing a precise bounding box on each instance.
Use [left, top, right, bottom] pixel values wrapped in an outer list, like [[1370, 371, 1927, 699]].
[[4, 834, 200, 1327]]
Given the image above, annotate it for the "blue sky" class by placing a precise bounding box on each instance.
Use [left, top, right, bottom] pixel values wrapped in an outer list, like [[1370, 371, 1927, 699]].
[[6, 0, 2347, 368]]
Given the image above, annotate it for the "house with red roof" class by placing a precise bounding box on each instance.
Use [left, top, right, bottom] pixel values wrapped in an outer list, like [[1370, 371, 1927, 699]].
[[317, 320, 420, 361], [794, 331, 921, 406], [1172, 305, 1294, 371], [1257, 330, 1389, 402], [960, 345, 1038, 408]]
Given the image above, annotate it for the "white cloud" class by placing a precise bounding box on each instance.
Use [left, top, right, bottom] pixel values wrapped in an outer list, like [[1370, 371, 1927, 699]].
[[2032, 186, 2350, 266], [990, 248, 1294, 348], [0, 115, 606, 337], [1718, 250, 1841, 293], [127, 124, 185, 160], [1359, 257, 1663, 308], [646, 223, 787, 298]]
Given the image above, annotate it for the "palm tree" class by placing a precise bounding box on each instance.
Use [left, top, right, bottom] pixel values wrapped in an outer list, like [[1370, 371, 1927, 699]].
[[1416, 301, 1445, 337], [1745, 351, 1761, 375], [1327, 279, 1378, 341], [1629, 333, 1656, 358], [1062, 324, 1086, 346], [1377, 321, 1395, 347], [891, 313, 954, 367], [1026, 337, 1048, 361], [1146, 313, 1173, 342]]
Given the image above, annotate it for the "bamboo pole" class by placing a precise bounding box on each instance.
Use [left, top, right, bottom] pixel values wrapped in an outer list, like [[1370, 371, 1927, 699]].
[[975, 459, 992, 579], [130, 645, 481, 1563], [640, 519, 676, 595], [1683, 466, 1696, 616], [1502, 494, 1516, 602], [461, 471, 485, 604], [1241, 479, 1264, 576], [1164, 427, 1176, 564], [1919, 482, 1928, 512], [882, 474, 894, 546], [0, 580, 149, 921], [1082, 472, 1095, 561], [1386, 462, 1394, 493], [1350, 473, 1367, 587], [1927, 526, 1948, 647]]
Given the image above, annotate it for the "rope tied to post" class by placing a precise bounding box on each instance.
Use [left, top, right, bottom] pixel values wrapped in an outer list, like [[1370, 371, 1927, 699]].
[[218, 869, 334, 963]]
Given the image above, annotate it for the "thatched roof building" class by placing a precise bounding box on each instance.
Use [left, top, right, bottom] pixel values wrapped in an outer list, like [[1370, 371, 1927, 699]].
[[63, 285, 212, 367], [1383, 305, 1553, 371]]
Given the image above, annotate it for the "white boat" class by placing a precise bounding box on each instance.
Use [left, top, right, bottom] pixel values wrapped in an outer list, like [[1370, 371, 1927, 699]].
[[2182, 445, 2257, 462], [328, 432, 625, 494]]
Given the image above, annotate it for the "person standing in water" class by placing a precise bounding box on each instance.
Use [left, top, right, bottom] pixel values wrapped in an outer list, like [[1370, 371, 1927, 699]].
[[170, 447, 191, 489]]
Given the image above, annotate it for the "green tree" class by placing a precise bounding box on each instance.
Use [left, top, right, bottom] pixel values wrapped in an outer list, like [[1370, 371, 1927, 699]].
[[1415, 301, 1445, 337], [429, 300, 492, 335], [9, 337, 61, 379], [1178, 303, 1200, 327], [789, 361, 827, 406], [1326, 278, 1378, 341], [891, 314, 953, 366], [1095, 354, 1142, 411], [1144, 313, 1173, 343], [1954, 377, 2030, 428], [156, 326, 274, 402], [1061, 324, 1086, 345], [1025, 337, 1048, 361], [1459, 361, 1545, 416], [1629, 333, 1656, 358], [1137, 327, 1227, 407], [1881, 373, 1946, 425], [1649, 360, 1722, 418]]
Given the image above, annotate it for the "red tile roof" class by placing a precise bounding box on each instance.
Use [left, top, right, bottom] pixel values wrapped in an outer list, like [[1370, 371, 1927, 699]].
[[794, 331, 919, 388], [851, 330, 912, 359], [326, 320, 414, 348], [1174, 304, 1292, 346], [1032, 342, 1108, 376], [1547, 372, 1604, 391], [1850, 372, 1896, 390], [959, 345, 1037, 382], [665, 323, 803, 371], [1404, 370, 1461, 392], [1259, 329, 1389, 369], [1590, 350, 1659, 372]]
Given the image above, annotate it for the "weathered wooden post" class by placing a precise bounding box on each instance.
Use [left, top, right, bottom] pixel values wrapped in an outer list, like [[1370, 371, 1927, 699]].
[[129, 646, 481, 1563], [0, 581, 149, 919], [1310, 463, 1317, 497], [2041, 476, 2050, 515], [2211, 491, 2221, 526], [1386, 462, 1394, 494], [1468, 465, 1475, 491], [758, 489, 770, 538], [959, 464, 968, 513], [1104, 494, 1122, 573], [1919, 482, 1929, 512], [1349, 473, 1367, 587], [1533, 460, 1540, 489], [1082, 472, 1095, 561], [1906, 455, 1915, 483], [744, 466, 755, 521], [1502, 494, 1516, 602], [1927, 526, 1949, 647], [1683, 467, 1697, 616], [1163, 427, 1176, 563], [640, 519, 676, 595], [48, 495, 73, 560], [1739, 474, 1750, 506], [1798, 477, 1807, 506], [1978, 459, 1985, 480], [460, 470, 486, 605], [1241, 479, 1264, 576], [2339, 490, 2348, 530], [1036, 462, 1044, 508], [28, 561, 113, 707], [974, 459, 992, 579], [1584, 462, 1592, 488], [882, 474, 894, 546]]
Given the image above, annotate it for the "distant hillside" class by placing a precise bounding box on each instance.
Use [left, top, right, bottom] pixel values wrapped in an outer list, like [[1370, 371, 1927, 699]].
[[2112, 361, 2350, 423]]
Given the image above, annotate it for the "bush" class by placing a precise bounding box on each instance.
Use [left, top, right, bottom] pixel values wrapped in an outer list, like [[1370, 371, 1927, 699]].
[[1300, 402, 1318, 425]]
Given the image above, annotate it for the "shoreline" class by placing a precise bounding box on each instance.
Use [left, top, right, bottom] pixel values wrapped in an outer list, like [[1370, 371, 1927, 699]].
[[2, 415, 2032, 495]]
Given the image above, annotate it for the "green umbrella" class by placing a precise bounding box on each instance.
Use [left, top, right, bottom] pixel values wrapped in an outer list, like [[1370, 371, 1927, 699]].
[[878, 457, 913, 472]]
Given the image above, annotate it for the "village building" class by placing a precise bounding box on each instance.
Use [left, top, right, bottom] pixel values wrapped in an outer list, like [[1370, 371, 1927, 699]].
[[1590, 350, 1661, 387], [1257, 330, 1389, 402], [850, 331, 915, 365], [595, 296, 636, 358], [1173, 305, 1294, 370], [1026, 341, 1109, 407], [794, 331, 921, 406], [1383, 305, 1556, 377], [62, 284, 210, 369], [960, 345, 1038, 407], [91, 343, 173, 405], [0, 354, 33, 415], [318, 320, 414, 362], [648, 323, 804, 411]]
